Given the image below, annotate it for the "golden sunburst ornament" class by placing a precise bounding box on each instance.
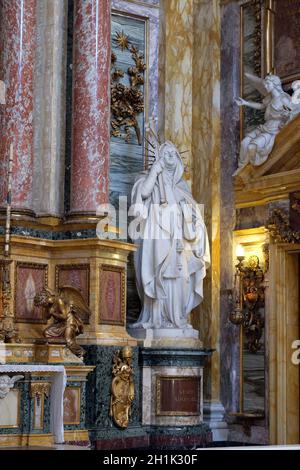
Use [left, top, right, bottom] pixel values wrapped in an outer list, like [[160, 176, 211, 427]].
[[115, 31, 129, 51]]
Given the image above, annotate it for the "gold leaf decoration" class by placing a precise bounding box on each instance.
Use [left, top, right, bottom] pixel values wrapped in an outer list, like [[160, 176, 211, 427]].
[[111, 31, 146, 145], [115, 31, 130, 51]]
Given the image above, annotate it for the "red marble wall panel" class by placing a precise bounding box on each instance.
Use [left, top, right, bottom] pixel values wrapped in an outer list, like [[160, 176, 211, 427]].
[[15, 263, 48, 323], [55, 264, 90, 322], [99, 265, 125, 325], [55, 264, 89, 303], [0, 0, 37, 211], [70, 0, 111, 214], [63, 386, 81, 425]]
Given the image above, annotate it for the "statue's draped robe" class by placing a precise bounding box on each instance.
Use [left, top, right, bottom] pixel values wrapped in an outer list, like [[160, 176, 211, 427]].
[[239, 93, 291, 167], [130, 154, 210, 329]]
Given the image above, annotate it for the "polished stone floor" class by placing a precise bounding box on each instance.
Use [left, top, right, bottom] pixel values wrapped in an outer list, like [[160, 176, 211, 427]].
[[0, 445, 90, 450]]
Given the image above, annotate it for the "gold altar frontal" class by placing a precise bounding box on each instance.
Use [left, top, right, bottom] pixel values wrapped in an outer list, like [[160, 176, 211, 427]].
[[0, 234, 137, 347]]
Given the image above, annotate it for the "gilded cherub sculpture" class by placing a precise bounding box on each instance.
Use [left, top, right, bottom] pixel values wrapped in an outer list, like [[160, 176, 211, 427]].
[[34, 286, 91, 358], [110, 347, 135, 428]]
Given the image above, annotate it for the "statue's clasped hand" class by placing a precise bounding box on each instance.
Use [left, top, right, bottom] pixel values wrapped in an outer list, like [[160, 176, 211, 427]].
[[152, 159, 165, 175]]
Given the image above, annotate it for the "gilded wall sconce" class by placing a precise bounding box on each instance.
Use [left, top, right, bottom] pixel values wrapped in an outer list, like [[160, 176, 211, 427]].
[[230, 246, 265, 354], [229, 245, 265, 419]]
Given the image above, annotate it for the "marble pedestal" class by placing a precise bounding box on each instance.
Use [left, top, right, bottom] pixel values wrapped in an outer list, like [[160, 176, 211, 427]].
[[128, 327, 203, 349], [140, 348, 213, 448]]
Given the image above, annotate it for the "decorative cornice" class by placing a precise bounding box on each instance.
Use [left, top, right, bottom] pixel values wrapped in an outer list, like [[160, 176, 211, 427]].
[[267, 209, 300, 243]]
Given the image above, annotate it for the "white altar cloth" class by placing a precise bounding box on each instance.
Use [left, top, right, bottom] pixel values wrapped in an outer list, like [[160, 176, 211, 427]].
[[0, 364, 66, 443]]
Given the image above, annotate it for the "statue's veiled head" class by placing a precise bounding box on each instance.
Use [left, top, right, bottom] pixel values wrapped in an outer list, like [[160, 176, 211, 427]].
[[159, 141, 184, 183]]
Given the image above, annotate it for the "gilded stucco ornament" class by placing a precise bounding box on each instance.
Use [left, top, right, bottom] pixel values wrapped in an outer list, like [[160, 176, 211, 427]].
[[267, 208, 300, 244], [230, 254, 265, 353], [34, 287, 91, 358], [110, 347, 135, 429], [111, 32, 146, 144], [235, 73, 299, 172]]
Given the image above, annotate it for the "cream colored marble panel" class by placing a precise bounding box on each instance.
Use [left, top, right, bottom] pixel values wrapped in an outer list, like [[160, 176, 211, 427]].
[[191, 0, 221, 402], [0, 390, 19, 427], [161, 0, 222, 403], [163, 0, 194, 181]]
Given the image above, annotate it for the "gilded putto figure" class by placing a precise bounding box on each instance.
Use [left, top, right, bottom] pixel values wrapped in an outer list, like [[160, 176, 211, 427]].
[[34, 286, 91, 358]]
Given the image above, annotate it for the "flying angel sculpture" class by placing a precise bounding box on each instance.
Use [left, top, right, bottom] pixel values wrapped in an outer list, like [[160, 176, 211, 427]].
[[235, 73, 293, 172]]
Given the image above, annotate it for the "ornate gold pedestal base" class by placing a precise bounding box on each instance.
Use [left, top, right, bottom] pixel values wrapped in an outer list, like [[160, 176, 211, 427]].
[[1, 236, 137, 347], [63, 429, 89, 443], [0, 342, 84, 364], [80, 325, 137, 347], [0, 433, 54, 447], [0, 343, 35, 364], [35, 342, 83, 364]]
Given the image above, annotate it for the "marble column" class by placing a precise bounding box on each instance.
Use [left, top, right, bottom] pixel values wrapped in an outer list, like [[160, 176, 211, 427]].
[[70, 0, 110, 217], [0, 0, 37, 214], [219, 0, 241, 415], [32, 0, 68, 218]]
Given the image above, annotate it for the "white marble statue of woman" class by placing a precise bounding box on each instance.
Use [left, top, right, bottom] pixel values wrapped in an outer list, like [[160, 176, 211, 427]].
[[129, 140, 210, 341], [235, 73, 292, 172]]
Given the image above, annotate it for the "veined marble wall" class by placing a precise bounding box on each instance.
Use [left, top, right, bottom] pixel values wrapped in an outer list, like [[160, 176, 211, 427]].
[[110, 0, 160, 213], [219, 1, 241, 414], [161, 0, 193, 182], [110, 13, 146, 211], [190, 0, 221, 405], [111, 0, 160, 325], [112, 0, 160, 123]]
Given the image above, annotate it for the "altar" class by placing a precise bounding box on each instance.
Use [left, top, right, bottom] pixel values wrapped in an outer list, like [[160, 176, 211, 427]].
[[0, 364, 66, 446]]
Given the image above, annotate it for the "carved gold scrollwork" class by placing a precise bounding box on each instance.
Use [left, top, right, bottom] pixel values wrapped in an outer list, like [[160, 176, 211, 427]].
[[30, 382, 51, 399], [111, 31, 146, 145], [109, 347, 135, 429], [267, 209, 300, 243]]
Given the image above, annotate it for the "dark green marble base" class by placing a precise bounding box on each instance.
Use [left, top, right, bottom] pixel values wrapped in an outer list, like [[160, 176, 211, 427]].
[[83, 345, 213, 449], [141, 347, 213, 367], [83, 345, 144, 442]]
